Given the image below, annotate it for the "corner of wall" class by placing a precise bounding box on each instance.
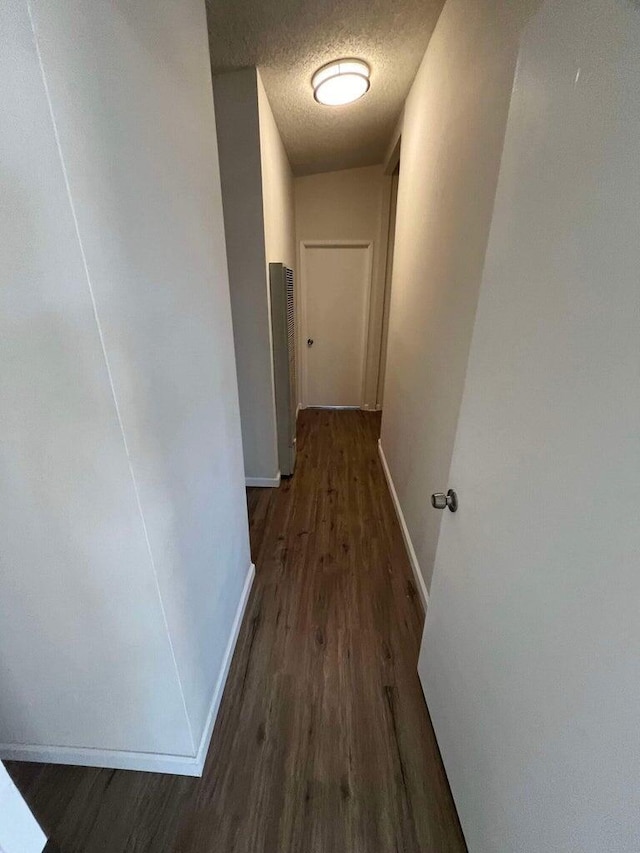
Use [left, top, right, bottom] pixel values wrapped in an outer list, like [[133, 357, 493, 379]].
[[255, 69, 296, 270], [383, 111, 404, 175], [213, 66, 280, 482]]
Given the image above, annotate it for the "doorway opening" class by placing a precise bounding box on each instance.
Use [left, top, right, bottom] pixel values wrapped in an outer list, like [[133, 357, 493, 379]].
[[376, 155, 400, 408]]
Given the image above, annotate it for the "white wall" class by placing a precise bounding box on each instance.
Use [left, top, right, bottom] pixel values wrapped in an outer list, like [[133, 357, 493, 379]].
[[380, 0, 536, 593], [257, 71, 296, 271], [0, 0, 251, 774], [214, 69, 280, 483], [294, 166, 391, 408], [257, 71, 298, 420], [214, 68, 296, 483]]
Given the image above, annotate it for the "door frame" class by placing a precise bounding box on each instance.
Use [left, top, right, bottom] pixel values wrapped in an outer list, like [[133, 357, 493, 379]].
[[298, 240, 374, 410]]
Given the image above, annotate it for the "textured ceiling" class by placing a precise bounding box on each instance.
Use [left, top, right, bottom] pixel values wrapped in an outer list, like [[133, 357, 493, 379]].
[[206, 0, 445, 175]]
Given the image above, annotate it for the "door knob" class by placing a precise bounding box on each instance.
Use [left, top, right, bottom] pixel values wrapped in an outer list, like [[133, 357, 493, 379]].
[[431, 489, 458, 512], [307, 338, 314, 347]]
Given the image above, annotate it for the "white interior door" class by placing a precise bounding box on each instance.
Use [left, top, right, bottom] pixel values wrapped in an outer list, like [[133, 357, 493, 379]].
[[419, 2, 640, 852], [302, 243, 371, 407]]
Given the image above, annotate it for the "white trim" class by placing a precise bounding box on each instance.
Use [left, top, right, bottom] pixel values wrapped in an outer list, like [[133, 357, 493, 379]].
[[191, 561, 255, 772], [0, 563, 256, 777], [299, 240, 374, 410], [377, 440, 429, 612], [245, 473, 281, 488]]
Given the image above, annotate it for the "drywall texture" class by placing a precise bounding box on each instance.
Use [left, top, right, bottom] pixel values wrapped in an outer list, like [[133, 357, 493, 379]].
[[206, 0, 444, 174], [380, 0, 533, 593], [421, 1, 640, 849], [214, 69, 279, 483], [0, 0, 250, 768], [295, 166, 391, 409]]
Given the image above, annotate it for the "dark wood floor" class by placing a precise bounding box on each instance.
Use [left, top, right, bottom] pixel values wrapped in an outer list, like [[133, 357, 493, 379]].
[[6, 409, 465, 852]]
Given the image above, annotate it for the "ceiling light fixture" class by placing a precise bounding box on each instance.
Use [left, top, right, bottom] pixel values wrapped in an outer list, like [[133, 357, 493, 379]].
[[312, 59, 370, 106]]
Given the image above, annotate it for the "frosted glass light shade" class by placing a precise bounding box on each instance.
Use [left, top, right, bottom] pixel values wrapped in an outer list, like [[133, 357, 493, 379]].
[[312, 60, 370, 106]]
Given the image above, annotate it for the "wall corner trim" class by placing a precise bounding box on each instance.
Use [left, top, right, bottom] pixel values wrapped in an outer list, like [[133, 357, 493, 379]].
[[245, 473, 281, 488], [0, 562, 256, 778], [377, 439, 429, 612]]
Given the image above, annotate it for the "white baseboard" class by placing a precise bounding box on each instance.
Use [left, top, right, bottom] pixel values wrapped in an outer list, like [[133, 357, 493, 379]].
[[246, 473, 281, 488], [191, 560, 255, 773], [0, 740, 202, 777], [377, 440, 429, 612], [0, 562, 256, 777]]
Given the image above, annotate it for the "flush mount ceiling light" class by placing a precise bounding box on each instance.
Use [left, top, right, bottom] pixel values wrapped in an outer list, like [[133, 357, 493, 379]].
[[312, 59, 370, 106]]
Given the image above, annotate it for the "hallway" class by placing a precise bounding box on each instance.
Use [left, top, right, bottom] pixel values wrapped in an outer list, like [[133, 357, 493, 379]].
[[6, 410, 465, 852]]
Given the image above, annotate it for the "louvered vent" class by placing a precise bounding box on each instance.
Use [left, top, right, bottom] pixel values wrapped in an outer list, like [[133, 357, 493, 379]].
[[285, 266, 297, 418], [269, 263, 297, 476]]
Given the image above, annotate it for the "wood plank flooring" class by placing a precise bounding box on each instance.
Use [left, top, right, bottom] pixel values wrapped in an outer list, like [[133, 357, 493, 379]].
[[6, 409, 466, 852]]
